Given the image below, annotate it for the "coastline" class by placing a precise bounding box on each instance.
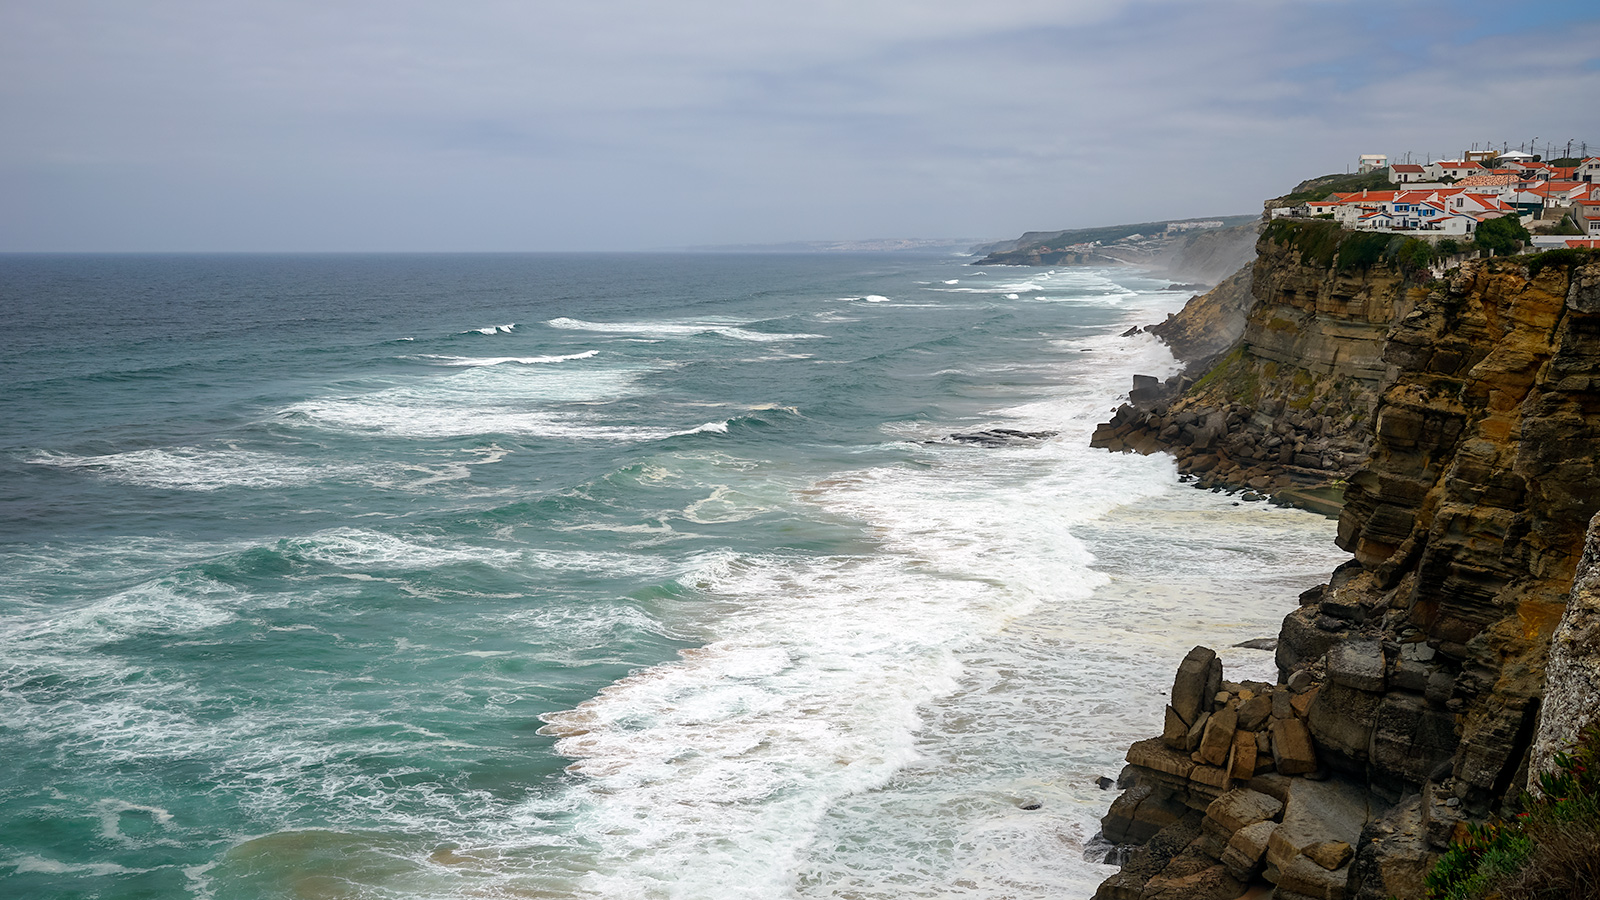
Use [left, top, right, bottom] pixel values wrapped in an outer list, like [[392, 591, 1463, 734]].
[[1081, 220, 1600, 899]]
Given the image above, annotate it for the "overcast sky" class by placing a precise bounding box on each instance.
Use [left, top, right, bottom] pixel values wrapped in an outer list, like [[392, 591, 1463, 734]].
[[2, 0, 1597, 251]]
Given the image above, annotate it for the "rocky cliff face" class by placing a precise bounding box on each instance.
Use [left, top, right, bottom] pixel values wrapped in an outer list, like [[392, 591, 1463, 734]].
[[1094, 235, 1600, 900], [1143, 261, 1256, 372], [1530, 510, 1600, 788], [1093, 222, 1432, 514]]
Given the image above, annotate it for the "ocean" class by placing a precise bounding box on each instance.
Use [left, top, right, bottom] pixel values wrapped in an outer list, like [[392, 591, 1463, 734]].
[[0, 253, 1346, 899]]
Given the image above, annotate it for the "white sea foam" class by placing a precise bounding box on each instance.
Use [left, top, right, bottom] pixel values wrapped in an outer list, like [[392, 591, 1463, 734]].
[[280, 363, 669, 440], [3, 265, 1346, 900], [6, 856, 143, 876], [526, 336, 1186, 897], [464, 323, 517, 335], [516, 277, 1343, 900], [25, 447, 356, 492], [675, 420, 730, 436], [547, 317, 821, 342], [419, 350, 599, 367], [96, 800, 175, 842]]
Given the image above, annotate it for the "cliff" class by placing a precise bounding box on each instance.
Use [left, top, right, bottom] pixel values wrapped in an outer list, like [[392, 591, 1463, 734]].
[[1092, 231, 1600, 900], [1093, 221, 1431, 515]]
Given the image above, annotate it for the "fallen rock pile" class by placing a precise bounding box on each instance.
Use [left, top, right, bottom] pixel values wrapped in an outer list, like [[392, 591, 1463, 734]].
[[1096, 647, 1390, 900]]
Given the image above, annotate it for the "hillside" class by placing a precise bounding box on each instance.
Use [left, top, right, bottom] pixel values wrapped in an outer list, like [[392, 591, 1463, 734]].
[[969, 215, 1259, 274]]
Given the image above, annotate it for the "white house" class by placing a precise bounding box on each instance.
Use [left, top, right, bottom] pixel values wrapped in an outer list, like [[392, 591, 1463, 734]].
[[1578, 158, 1600, 184], [1359, 153, 1389, 173], [1426, 160, 1483, 181], [1353, 200, 1478, 235], [1329, 190, 1397, 227], [1389, 164, 1429, 184], [1576, 200, 1600, 235]]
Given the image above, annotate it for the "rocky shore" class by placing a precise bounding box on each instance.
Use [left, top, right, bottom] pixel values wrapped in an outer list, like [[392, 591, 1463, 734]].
[[1089, 223, 1600, 899]]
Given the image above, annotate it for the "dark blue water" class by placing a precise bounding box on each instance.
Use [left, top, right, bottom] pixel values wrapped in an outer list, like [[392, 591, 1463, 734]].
[[0, 253, 1342, 899]]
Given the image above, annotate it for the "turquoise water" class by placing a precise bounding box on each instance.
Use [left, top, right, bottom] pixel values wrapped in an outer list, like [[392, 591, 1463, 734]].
[[0, 253, 1345, 899]]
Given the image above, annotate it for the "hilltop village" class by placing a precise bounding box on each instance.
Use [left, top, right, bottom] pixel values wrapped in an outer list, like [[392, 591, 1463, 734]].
[[1271, 151, 1600, 249]]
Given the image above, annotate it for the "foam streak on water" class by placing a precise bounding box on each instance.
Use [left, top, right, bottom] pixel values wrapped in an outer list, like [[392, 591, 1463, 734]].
[[0, 254, 1344, 899]]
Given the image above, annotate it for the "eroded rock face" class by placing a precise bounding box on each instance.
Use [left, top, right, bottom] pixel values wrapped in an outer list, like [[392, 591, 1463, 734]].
[[1530, 511, 1600, 788], [1092, 227, 1430, 514], [1094, 247, 1600, 900], [1331, 258, 1600, 811]]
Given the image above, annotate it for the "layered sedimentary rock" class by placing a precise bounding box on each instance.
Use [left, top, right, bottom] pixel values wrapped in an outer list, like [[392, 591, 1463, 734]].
[[1095, 235, 1600, 899], [1092, 222, 1430, 513], [1143, 262, 1256, 374]]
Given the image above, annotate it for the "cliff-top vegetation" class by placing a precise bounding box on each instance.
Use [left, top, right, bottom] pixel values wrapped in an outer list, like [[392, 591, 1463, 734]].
[[1426, 727, 1600, 900]]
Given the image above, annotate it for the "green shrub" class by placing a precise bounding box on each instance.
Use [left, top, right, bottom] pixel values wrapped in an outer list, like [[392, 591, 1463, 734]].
[[1336, 231, 1391, 272], [1425, 725, 1600, 900], [1392, 238, 1437, 272], [1474, 215, 1532, 257], [1527, 248, 1593, 280], [1273, 169, 1391, 207], [1265, 219, 1345, 269]]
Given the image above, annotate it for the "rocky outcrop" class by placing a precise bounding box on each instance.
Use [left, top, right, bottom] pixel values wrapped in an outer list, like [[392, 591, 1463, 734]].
[[1094, 222, 1433, 514], [1529, 511, 1600, 789], [1097, 645, 1383, 900], [1094, 242, 1600, 899], [1143, 262, 1256, 374]]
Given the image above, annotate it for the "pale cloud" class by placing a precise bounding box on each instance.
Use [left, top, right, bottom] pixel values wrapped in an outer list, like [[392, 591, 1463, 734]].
[[1, 0, 1595, 250]]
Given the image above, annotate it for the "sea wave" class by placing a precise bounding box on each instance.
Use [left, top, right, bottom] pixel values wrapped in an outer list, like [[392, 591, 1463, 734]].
[[547, 317, 822, 342], [24, 447, 355, 492], [417, 350, 599, 367]]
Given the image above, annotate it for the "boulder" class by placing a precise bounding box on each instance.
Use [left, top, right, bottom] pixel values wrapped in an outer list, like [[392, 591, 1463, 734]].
[[1161, 705, 1189, 750], [1184, 710, 1211, 752], [1272, 687, 1295, 719], [1172, 646, 1222, 725], [1270, 853, 1350, 900], [1306, 840, 1354, 870], [1266, 776, 1378, 876], [1197, 704, 1238, 767], [1270, 718, 1319, 776], [1291, 686, 1320, 718], [1237, 693, 1273, 730], [1128, 738, 1195, 780], [1307, 682, 1383, 766], [1220, 819, 1276, 881], [1227, 728, 1258, 780], [1205, 788, 1284, 834]]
